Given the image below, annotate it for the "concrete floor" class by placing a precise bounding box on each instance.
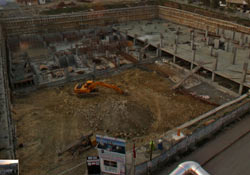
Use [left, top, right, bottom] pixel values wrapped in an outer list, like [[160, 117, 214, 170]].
[[114, 19, 250, 91], [156, 114, 250, 175]]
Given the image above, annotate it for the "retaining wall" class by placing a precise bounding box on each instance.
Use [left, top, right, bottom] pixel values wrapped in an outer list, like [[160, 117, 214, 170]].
[[158, 6, 250, 35], [1, 6, 158, 36], [135, 98, 250, 175], [0, 25, 15, 159], [2, 5, 250, 37]]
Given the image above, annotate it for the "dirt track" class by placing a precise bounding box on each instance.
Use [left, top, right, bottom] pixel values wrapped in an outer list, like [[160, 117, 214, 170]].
[[13, 67, 214, 175]]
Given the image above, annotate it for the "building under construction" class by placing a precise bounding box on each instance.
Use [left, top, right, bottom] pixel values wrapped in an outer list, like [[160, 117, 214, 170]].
[[0, 4, 250, 175]]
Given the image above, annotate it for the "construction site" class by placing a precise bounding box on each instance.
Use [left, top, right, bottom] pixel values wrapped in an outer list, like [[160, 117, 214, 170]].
[[0, 2, 250, 175]]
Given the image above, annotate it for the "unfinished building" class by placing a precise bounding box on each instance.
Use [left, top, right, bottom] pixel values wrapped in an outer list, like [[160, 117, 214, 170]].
[[0, 5, 250, 175]]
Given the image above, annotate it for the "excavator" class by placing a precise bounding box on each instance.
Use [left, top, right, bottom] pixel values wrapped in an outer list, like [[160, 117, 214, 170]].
[[74, 80, 124, 96]]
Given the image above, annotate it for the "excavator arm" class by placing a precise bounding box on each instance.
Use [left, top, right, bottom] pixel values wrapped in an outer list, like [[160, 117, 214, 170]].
[[89, 81, 124, 94]]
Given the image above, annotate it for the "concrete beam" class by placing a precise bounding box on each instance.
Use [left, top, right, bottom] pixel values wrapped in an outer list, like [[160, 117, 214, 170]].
[[239, 62, 248, 94], [232, 47, 237, 65], [190, 49, 196, 70], [212, 55, 218, 82]]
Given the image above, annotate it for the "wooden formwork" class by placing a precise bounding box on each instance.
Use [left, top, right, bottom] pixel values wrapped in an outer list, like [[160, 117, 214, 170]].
[[1, 6, 158, 36]]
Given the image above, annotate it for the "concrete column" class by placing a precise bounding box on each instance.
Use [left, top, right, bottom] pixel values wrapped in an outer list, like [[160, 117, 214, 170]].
[[133, 34, 137, 46], [205, 26, 209, 38], [43, 41, 47, 47], [175, 34, 179, 45], [245, 36, 248, 44], [191, 40, 194, 50], [221, 29, 225, 38], [125, 47, 129, 53], [173, 44, 177, 63], [232, 31, 235, 40], [241, 33, 244, 40], [116, 57, 120, 67], [139, 51, 143, 62], [191, 49, 196, 70], [212, 56, 218, 82], [239, 62, 248, 94], [225, 42, 229, 52], [93, 63, 96, 76], [232, 47, 237, 65], [64, 68, 69, 81], [191, 31, 194, 41], [105, 50, 109, 58], [158, 44, 162, 57], [125, 30, 128, 40], [156, 44, 161, 57], [76, 45, 79, 56], [160, 33, 164, 48], [206, 37, 210, 46], [216, 27, 219, 36], [239, 38, 244, 46], [210, 46, 213, 56]]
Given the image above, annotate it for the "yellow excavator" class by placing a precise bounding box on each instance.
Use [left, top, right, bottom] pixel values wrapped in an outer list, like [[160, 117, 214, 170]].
[[74, 80, 124, 95]]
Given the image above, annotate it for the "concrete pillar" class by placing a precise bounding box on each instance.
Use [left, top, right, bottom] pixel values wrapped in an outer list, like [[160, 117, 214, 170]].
[[156, 44, 161, 57], [139, 51, 143, 61], [116, 57, 120, 67], [175, 34, 179, 45], [191, 31, 194, 41], [232, 31, 235, 40], [64, 68, 69, 81], [125, 30, 128, 40], [160, 33, 164, 48], [216, 27, 219, 36], [221, 29, 225, 38], [245, 36, 248, 44], [241, 33, 244, 40], [212, 56, 218, 82], [232, 47, 237, 65], [125, 47, 129, 53], [239, 38, 244, 46], [133, 34, 137, 46], [191, 40, 194, 50], [93, 63, 96, 76], [206, 37, 210, 46], [43, 41, 47, 47], [210, 46, 213, 56], [191, 49, 196, 70], [173, 44, 177, 63], [105, 50, 109, 58], [76, 45, 79, 56], [205, 26, 209, 38], [225, 42, 229, 52], [239, 62, 248, 94]]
